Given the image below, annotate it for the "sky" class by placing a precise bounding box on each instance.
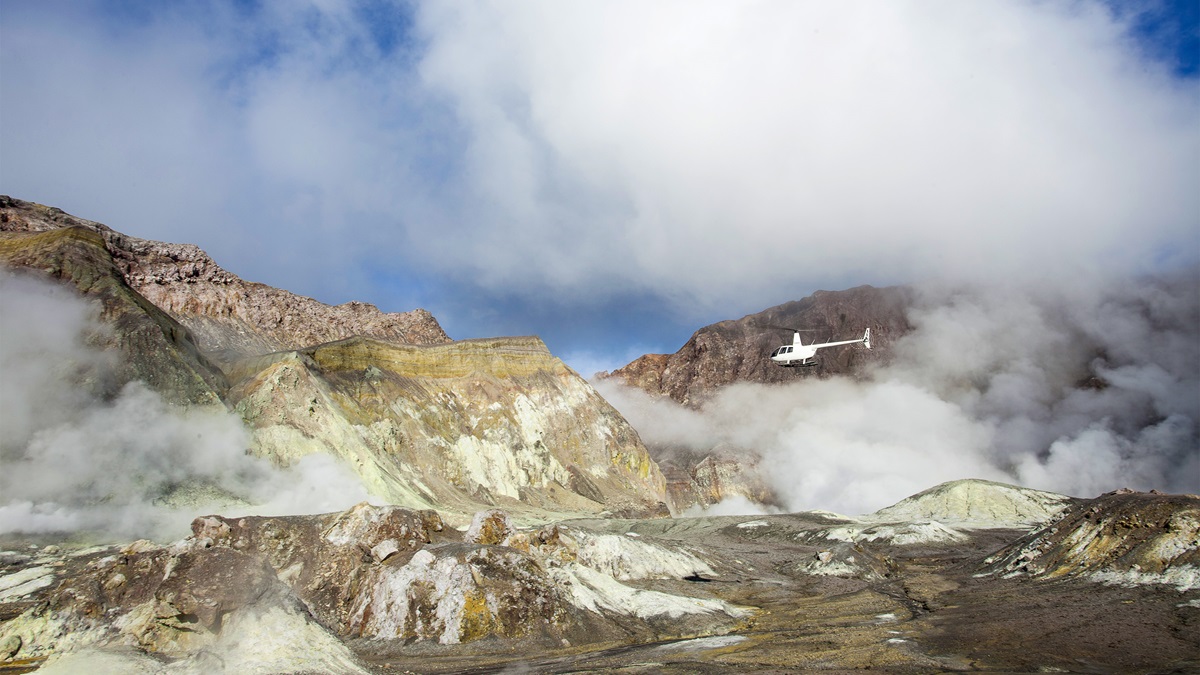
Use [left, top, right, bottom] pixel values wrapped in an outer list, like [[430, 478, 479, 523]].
[[1, 0, 1198, 375]]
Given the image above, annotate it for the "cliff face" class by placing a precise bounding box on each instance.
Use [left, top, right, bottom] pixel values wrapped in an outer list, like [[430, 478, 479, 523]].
[[0, 196, 450, 365], [0, 196, 667, 520], [601, 285, 914, 406], [228, 336, 668, 518], [658, 448, 778, 513]]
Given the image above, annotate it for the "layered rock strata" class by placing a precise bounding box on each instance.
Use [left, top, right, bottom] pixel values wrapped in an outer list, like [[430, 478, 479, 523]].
[[228, 335, 669, 518]]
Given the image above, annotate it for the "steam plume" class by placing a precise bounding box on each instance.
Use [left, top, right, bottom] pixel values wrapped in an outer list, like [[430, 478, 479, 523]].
[[0, 271, 372, 541], [598, 271, 1200, 515]]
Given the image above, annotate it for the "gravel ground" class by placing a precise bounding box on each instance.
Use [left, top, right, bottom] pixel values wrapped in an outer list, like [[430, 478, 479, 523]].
[[3, 506, 1197, 674]]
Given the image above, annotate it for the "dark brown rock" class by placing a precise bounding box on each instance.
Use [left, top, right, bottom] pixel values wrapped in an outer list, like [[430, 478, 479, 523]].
[[602, 284, 914, 405], [188, 503, 449, 634]]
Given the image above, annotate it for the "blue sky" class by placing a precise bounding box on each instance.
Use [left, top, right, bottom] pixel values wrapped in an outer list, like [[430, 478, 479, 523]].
[[2, 0, 1197, 376]]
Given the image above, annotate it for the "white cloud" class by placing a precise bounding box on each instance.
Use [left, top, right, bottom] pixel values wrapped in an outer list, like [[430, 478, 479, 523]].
[[412, 0, 1199, 311], [2, 1, 1195, 325]]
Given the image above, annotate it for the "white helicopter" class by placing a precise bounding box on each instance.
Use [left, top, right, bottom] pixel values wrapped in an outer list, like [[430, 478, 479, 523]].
[[769, 327, 871, 367]]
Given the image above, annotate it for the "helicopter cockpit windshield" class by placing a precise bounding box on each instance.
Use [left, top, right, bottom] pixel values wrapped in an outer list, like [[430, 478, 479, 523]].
[[771, 345, 793, 357]]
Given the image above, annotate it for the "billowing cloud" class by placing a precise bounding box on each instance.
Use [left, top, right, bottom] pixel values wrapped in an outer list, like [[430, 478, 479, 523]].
[[412, 1, 1199, 307], [597, 270, 1200, 515], [1, 1, 1196, 337]]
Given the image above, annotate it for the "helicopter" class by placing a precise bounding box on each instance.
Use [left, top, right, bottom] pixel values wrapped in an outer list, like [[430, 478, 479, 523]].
[[769, 327, 871, 367]]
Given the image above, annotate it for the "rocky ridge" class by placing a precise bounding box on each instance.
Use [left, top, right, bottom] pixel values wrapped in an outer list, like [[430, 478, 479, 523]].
[[600, 284, 914, 406], [0, 504, 749, 673], [598, 285, 915, 512], [985, 488, 1200, 590], [0, 225, 228, 408], [0, 196, 450, 364], [870, 478, 1076, 529]]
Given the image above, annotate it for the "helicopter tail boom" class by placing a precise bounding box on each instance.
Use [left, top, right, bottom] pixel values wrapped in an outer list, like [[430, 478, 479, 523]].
[[770, 327, 871, 367]]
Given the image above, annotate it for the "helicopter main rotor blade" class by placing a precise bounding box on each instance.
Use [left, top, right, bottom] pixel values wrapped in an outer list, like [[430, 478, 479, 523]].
[[763, 325, 821, 333]]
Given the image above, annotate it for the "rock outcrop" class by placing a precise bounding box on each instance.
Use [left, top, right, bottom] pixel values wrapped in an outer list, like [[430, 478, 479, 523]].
[[0, 224, 228, 407], [600, 284, 914, 406], [0, 536, 371, 674], [794, 479, 1077, 553], [0, 196, 450, 365], [984, 488, 1200, 591], [870, 478, 1076, 529], [0, 504, 749, 669], [658, 447, 779, 513], [228, 335, 669, 519], [598, 285, 913, 512], [3, 485, 1197, 672]]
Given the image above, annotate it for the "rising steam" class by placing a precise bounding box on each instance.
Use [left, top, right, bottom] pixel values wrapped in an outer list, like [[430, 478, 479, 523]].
[[0, 271, 372, 541], [597, 271, 1200, 515]]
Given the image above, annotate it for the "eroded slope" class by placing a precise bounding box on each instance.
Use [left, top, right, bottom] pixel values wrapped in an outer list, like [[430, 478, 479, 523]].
[[229, 336, 668, 520], [1, 196, 669, 522], [0, 226, 227, 407]]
